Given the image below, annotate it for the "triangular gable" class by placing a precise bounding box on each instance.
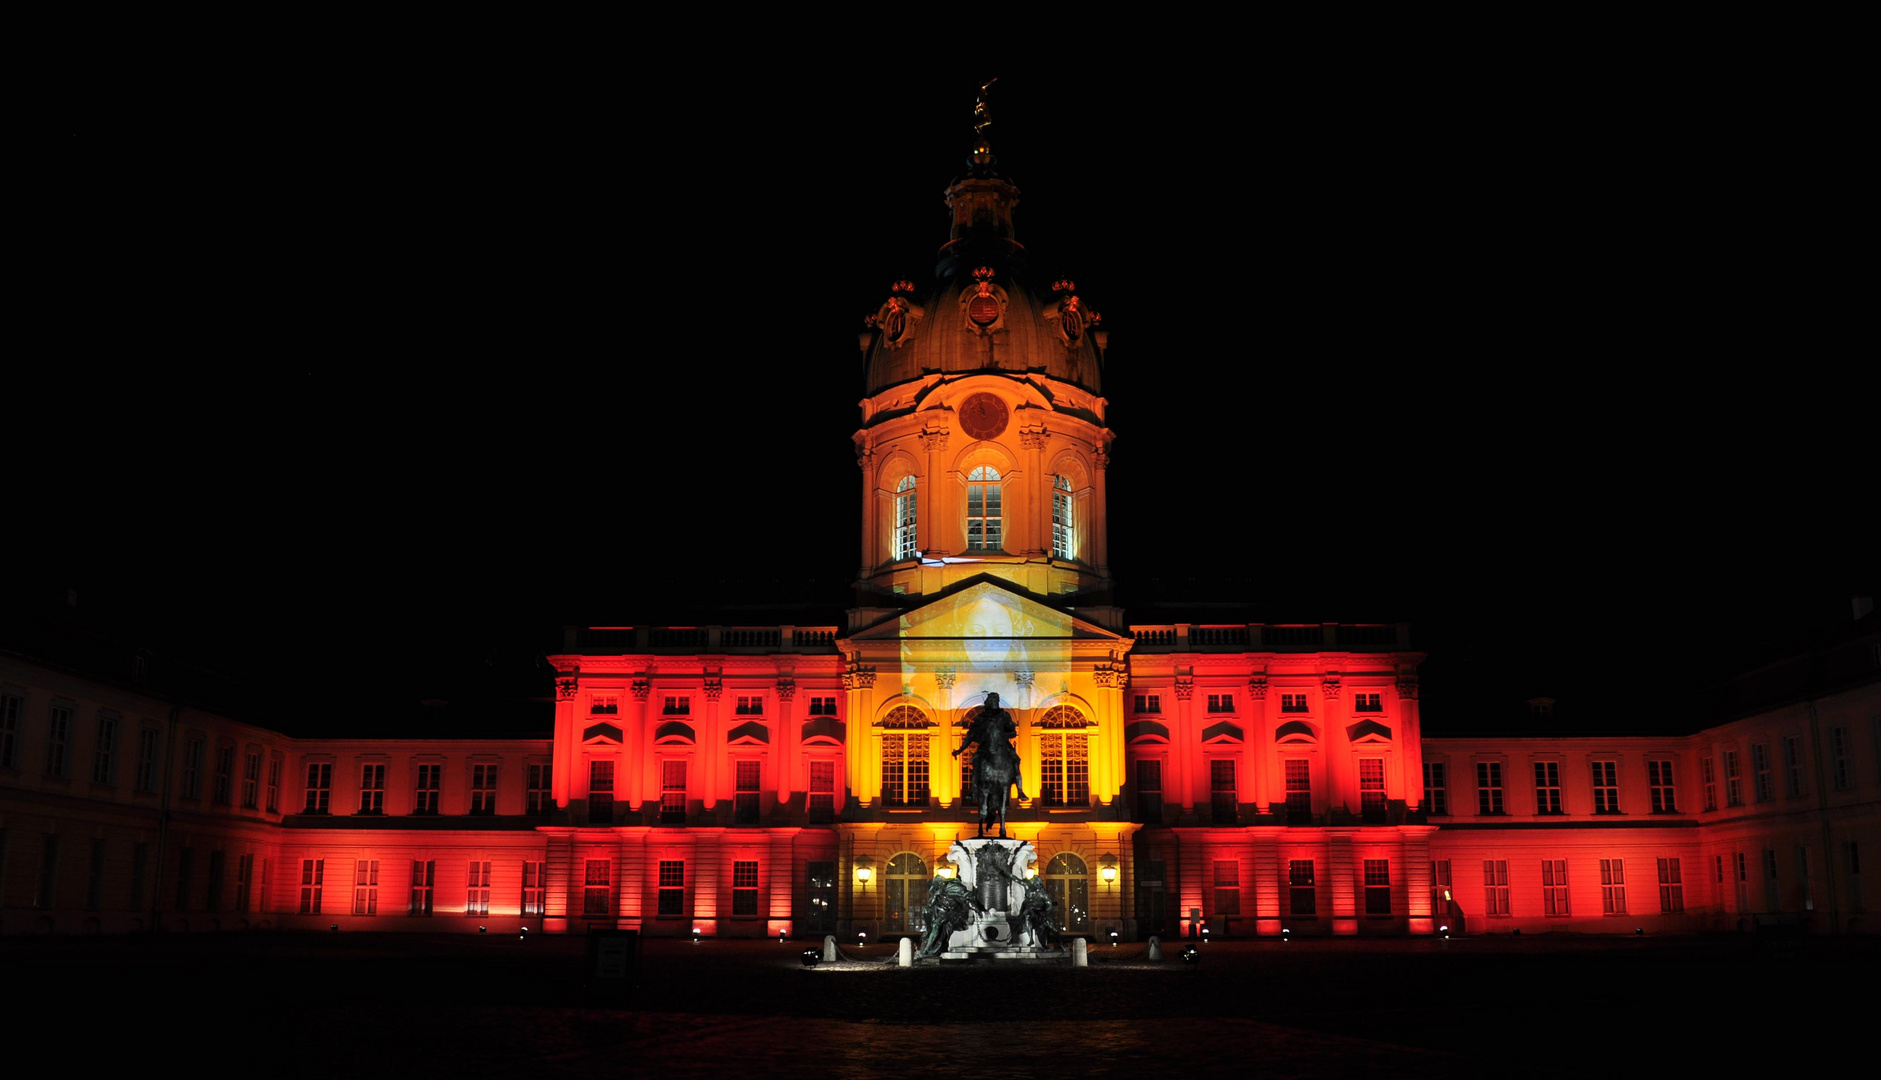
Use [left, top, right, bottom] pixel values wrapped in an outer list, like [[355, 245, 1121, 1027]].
[[845, 580, 1127, 644]]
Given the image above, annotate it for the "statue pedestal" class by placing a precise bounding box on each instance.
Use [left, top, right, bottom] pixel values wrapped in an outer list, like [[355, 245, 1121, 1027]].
[[934, 838, 1065, 962]]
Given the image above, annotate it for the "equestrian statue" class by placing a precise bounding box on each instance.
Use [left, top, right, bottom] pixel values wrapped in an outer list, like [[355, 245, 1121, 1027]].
[[953, 692, 1026, 839]]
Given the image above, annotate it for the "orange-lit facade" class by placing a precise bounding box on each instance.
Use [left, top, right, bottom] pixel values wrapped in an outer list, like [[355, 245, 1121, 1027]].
[[5, 135, 1877, 942]]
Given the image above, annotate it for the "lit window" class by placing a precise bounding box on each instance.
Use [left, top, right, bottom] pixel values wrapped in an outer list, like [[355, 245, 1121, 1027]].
[[1208, 759, 1236, 824], [303, 763, 331, 814], [965, 466, 1002, 551], [353, 860, 379, 915], [1046, 853, 1091, 932], [1353, 693, 1383, 713], [1599, 858, 1626, 914], [1542, 859, 1569, 916], [522, 861, 546, 917], [1360, 757, 1386, 822], [808, 761, 835, 824], [467, 861, 491, 916], [732, 860, 759, 916], [1648, 760, 1676, 813], [1285, 760, 1312, 824], [414, 764, 441, 815], [656, 860, 683, 916], [895, 475, 919, 561], [1591, 761, 1618, 814], [1051, 474, 1074, 560], [1213, 859, 1240, 917], [92, 714, 118, 785], [660, 760, 687, 823], [735, 760, 760, 825], [299, 858, 323, 914], [1364, 859, 1391, 915], [1534, 762, 1562, 814], [1431, 859, 1453, 917], [1206, 693, 1234, 714], [880, 706, 930, 807], [587, 859, 613, 916], [527, 762, 552, 814], [409, 860, 435, 915], [1476, 762, 1504, 815], [591, 760, 616, 825], [1423, 761, 1448, 816], [471, 764, 498, 815], [358, 764, 385, 814], [1657, 858, 1683, 913], [884, 853, 928, 935], [1484, 858, 1511, 916], [1289, 860, 1316, 916]]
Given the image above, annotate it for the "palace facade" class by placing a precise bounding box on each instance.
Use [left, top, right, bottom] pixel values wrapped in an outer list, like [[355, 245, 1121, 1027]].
[[5, 129, 1876, 942]]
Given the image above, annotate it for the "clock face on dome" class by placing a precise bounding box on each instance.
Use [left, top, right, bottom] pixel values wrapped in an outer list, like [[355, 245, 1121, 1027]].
[[959, 393, 1009, 441]]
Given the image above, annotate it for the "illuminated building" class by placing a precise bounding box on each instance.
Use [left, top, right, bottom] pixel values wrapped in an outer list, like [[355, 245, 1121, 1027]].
[[3, 129, 1877, 942]]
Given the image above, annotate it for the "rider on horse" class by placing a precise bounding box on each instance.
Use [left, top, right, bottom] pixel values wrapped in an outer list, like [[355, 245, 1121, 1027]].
[[953, 692, 1027, 837]]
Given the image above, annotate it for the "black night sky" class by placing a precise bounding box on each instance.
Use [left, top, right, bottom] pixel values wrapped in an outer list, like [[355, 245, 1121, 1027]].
[[26, 57, 1869, 737]]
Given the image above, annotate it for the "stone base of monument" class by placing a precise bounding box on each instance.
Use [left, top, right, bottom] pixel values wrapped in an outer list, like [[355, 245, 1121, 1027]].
[[933, 838, 1068, 962]]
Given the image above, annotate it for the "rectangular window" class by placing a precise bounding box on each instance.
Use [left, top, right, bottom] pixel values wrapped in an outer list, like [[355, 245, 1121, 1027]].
[[86, 838, 106, 910], [1209, 758, 1237, 824], [471, 763, 498, 815], [1289, 859, 1316, 916], [1040, 734, 1090, 807], [589, 694, 619, 715], [735, 760, 760, 825], [353, 860, 380, 915], [1763, 849, 1780, 910], [206, 850, 224, 914], [181, 736, 203, 798], [1798, 846, 1813, 911], [266, 757, 281, 813], [1206, 693, 1234, 714], [242, 752, 261, 809], [92, 715, 118, 785], [882, 733, 930, 807], [897, 476, 919, 561], [1424, 762, 1448, 815], [527, 763, 552, 814], [176, 847, 193, 910], [656, 860, 684, 916], [131, 843, 149, 912], [1051, 474, 1074, 560], [661, 759, 688, 822], [1353, 692, 1383, 713], [1701, 756, 1717, 811], [1534, 762, 1562, 814], [522, 861, 546, 917], [303, 763, 331, 813], [808, 696, 838, 716], [1648, 760, 1677, 813], [1591, 760, 1619, 814], [467, 861, 491, 916], [591, 759, 616, 825], [1212, 859, 1240, 916], [1431, 859, 1453, 919], [1600, 858, 1626, 914], [1133, 694, 1162, 714], [236, 853, 252, 913], [1482, 869, 1512, 918], [1364, 859, 1391, 915], [414, 763, 441, 814], [261, 857, 272, 914], [409, 860, 435, 916], [735, 695, 764, 716], [299, 858, 324, 914], [1831, 727, 1851, 791], [47, 704, 72, 777], [808, 761, 835, 824], [36, 834, 59, 908], [582, 859, 611, 916], [358, 763, 385, 814], [1657, 858, 1683, 913], [732, 860, 759, 916], [1135, 759, 1162, 821], [965, 470, 1001, 550], [1285, 759, 1311, 824], [1542, 859, 1569, 916], [1724, 750, 1742, 807], [1359, 757, 1386, 822], [212, 745, 233, 805], [1784, 736, 1804, 798], [1280, 693, 1309, 713], [1735, 851, 1750, 912], [1477, 762, 1504, 814], [663, 696, 690, 716], [0, 691, 20, 768], [1752, 744, 1772, 802], [136, 728, 160, 793]]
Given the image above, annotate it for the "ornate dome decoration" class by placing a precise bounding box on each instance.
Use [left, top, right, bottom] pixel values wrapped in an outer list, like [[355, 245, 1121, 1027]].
[[866, 279, 925, 351]]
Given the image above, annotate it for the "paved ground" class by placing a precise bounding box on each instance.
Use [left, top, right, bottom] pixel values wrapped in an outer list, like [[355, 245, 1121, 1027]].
[[10, 930, 1869, 1077]]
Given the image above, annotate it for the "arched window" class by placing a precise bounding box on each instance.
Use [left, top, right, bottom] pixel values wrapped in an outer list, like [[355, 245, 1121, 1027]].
[[884, 852, 928, 935], [1045, 852, 1090, 933], [880, 706, 930, 807], [1051, 474, 1075, 560], [966, 466, 1002, 551], [894, 475, 918, 561], [1038, 706, 1090, 806]]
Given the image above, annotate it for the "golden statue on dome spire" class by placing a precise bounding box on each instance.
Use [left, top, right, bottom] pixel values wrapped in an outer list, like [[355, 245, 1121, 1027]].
[[973, 77, 997, 135]]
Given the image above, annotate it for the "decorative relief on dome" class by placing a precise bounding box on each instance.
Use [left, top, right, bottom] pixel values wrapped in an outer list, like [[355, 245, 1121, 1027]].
[[865, 279, 924, 350], [1018, 423, 1048, 449], [1043, 279, 1102, 350], [958, 393, 1009, 441], [918, 422, 951, 452], [961, 267, 1008, 336]]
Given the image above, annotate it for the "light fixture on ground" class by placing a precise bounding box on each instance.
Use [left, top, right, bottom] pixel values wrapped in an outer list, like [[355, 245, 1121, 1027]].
[[800, 948, 820, 968]]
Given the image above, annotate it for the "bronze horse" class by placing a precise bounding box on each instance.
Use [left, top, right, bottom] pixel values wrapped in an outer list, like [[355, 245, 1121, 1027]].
[[953, 693, 1026, 838]]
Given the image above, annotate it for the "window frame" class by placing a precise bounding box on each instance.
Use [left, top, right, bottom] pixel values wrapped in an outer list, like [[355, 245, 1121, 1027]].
[[964, 465, 1003, 552]]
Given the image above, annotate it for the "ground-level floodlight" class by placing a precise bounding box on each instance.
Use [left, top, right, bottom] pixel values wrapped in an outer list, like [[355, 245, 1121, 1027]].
[[479, 926, 487, 934], [1180, 945, 1199, 965], [801, 948, 820, 968], [692, 926, 702, 943], [1109, 929, 1118, 946], [519, 927, 529, 939]]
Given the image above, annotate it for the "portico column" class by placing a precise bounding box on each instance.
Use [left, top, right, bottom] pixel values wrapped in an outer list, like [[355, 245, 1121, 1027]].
[[775, 677, 797, 808], [1173, 676, 1196, 816], [1246, 674, 1268, 816], [627, 679, 650, 810], [552, 672, 578, 808], [702, 676, 723, 811], [1399, 678, 1423, 813]]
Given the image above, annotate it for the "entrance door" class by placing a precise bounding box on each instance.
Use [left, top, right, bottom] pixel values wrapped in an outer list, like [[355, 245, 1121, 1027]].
[[803, 861, 835, 936]]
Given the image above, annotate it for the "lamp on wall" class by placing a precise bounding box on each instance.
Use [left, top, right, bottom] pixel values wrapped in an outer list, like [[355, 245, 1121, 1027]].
[[1099, 853, 1118, 889], [855, 855, 874, 885]]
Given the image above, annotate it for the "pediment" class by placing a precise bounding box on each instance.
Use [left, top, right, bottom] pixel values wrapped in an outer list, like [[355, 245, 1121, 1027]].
[[845, 581, 1127, 644]]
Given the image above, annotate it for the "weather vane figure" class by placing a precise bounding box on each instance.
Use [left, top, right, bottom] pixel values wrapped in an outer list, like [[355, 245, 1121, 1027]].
[[973, 77, 997, 134]]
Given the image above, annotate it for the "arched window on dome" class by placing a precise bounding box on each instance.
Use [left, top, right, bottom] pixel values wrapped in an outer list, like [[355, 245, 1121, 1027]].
[[1051, 474, 1075, 560], [966, 466, 1002, 551], [1044, 852, 1090, 933], [880, 705, 931, 807], [894, 475, 918, 561]]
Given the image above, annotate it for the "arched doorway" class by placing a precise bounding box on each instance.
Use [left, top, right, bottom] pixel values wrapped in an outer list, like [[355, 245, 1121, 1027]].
[[1045, 852, 1090, 934], [884, 852, 928, 939]]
